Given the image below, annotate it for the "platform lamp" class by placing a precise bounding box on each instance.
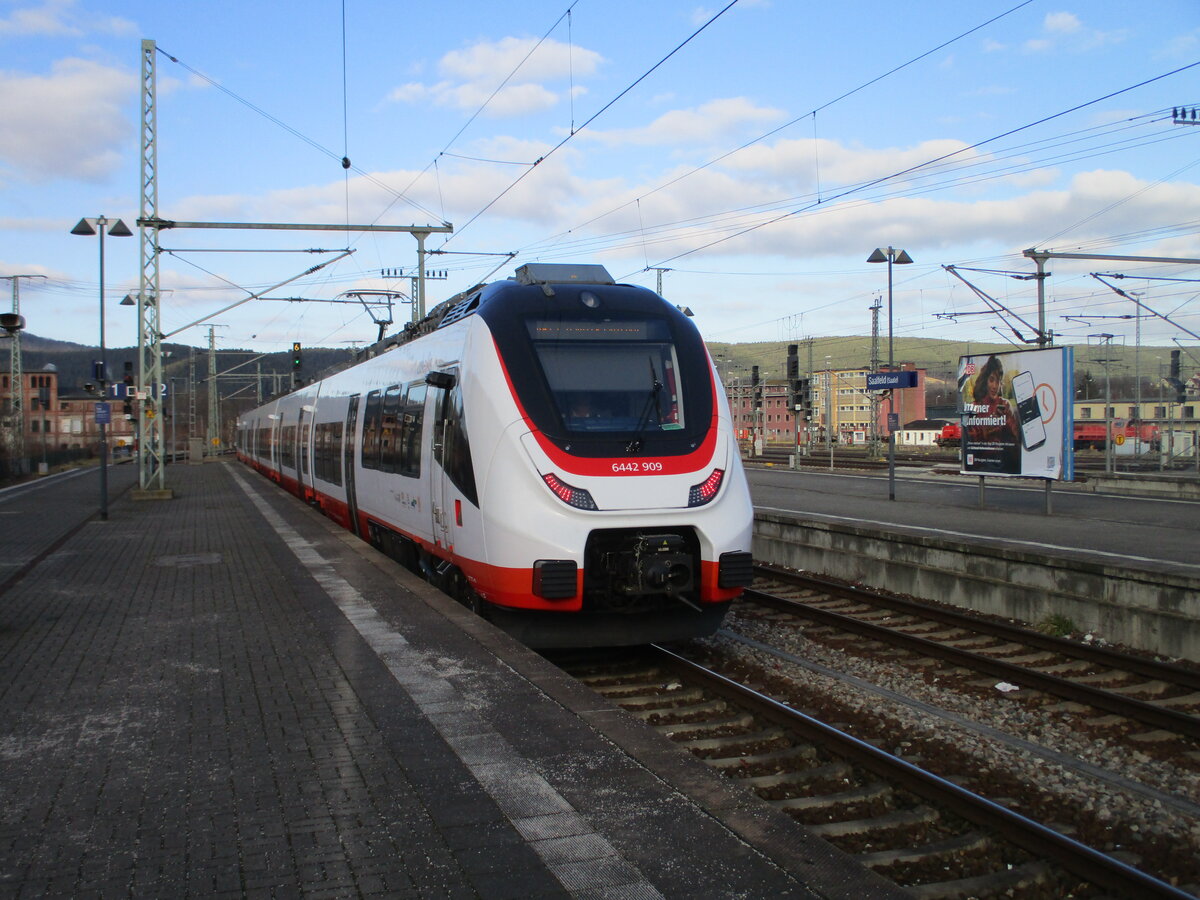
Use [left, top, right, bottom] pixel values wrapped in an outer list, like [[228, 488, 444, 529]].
[[71, 216, 133, 521], [867, 246, 913, 501]]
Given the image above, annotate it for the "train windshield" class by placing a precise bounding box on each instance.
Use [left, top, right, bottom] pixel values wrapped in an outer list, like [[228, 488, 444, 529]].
[[479, 281, 713, 458], [528, 319, 684, 435]]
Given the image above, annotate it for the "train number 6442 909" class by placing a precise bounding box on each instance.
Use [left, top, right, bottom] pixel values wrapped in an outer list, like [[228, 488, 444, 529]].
[[611, 461, 664, 473]]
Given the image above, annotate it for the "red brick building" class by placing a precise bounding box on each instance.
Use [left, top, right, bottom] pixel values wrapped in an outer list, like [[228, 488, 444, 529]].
[[1, 367, 136, 460], [727, 364, 927, 447]]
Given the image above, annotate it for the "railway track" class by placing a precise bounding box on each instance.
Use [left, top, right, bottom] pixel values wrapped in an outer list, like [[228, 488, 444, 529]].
[[552, 645, 1193, 898], [748, 563, 1200, 745]]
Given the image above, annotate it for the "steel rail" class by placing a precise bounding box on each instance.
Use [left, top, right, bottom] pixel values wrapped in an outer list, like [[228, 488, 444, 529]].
[[743, 585, 1200, 741], [651, 644, 1194, 900], [756, 563, 1200, 692]]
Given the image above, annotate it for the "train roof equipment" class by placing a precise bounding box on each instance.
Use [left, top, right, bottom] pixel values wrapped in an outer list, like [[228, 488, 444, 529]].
[[513, 263, 616, 287]]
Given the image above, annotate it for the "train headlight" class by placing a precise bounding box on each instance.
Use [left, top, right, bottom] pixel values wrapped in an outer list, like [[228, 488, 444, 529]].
[[687, 468, 724, 506], [542, 473, 599, 510]]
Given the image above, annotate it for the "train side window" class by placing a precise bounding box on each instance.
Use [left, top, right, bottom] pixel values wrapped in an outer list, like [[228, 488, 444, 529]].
[[280, 424, 296, 469], [435, 377, 478, 506], [316, 422, 329, 482], [314, 421, 344, 486], [379, 385, 405, 473], [313, 422, 325, 480], [361, 390, 382, 470], [328, 421, 344, 485], [398, 383, 426, 478], [312, 423, 322, 479]]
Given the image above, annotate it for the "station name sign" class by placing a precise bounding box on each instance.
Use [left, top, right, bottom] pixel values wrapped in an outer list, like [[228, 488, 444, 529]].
[[865, 371, 918, 390]]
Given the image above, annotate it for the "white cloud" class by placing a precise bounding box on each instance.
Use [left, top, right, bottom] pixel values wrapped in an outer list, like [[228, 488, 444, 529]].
[[1023, 12, 1128, 54], [0, 260, 61, 279], [583, 98, 784, 148], [388, 36, 603, 119], [1044, 12, 1082, 34], [440, 36, 601, 83], [690, 0, 769, 27], [967, 85, 1017, 98], [1157, 30, 1200, 60], [0, 0, 80, 36], [168, 137, 597, 238], [385, 82, 428, 105], [0, 217, 71, 233], [0, 0, 134, 38], [734, 168, 1200, 262], [156, 132, 1200, 310], [420, 79, 561, 118], [537, 154, 1200, 270], [721, 137, 984, 194], [0, 58, 136, 182]]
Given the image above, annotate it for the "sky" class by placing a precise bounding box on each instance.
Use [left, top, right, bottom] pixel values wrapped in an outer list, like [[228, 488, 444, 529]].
[[2, 0, 1199, 371]]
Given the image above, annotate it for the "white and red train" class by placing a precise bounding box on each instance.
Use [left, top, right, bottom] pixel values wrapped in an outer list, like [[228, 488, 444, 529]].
[[236, 263, 754, 647]]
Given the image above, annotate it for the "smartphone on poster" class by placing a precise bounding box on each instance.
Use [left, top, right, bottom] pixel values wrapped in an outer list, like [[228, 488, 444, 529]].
[[1012, 371, 1046, 451]]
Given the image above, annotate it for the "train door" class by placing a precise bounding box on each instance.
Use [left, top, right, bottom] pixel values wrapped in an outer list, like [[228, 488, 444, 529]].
[[297, 406, 310, 500], [270, 409, 281, 478], [301, 389, 326, 502], [426, 371, 454, 552], [427, 368, 477, 557], [344, 395, 361, 537]]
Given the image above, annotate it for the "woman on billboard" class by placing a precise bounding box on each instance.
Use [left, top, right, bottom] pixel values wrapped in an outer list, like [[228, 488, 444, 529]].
[[963, 355, 1020, 473]]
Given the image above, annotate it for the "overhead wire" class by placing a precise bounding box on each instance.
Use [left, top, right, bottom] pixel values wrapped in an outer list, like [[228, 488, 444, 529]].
[[152, 9, 1199, 350], [703, 225, 1200, 347], [511, 119, 1194, 266], [520, 0, 1038, 256], [156, 46, 443, 223], [638, 60, 1200, 274], [147, 3, 1053, 337], [1036, 154, 1200, 247], [517, 98, 1187, 266], [442, 0, 745, 246], [362, 1, 585, 233]]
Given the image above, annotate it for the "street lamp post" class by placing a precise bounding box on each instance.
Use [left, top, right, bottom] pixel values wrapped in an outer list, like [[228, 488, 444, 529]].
[[71, 216, 132, 520], [867, 246, 914, 501]]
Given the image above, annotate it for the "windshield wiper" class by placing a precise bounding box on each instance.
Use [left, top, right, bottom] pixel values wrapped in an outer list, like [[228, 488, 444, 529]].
[[625, 358, 663, 454]]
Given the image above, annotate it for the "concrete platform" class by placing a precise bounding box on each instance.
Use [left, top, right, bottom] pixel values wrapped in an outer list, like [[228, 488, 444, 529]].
[[745, 465, 1200, 660], [0, 461, 897, 898]]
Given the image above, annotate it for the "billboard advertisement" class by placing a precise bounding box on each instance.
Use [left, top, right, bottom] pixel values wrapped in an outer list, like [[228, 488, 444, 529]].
[[957, 347, 1073, 480]]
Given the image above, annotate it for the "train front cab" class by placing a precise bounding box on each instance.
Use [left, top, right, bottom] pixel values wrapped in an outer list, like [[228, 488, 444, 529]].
[[467, 267, 755, 647]]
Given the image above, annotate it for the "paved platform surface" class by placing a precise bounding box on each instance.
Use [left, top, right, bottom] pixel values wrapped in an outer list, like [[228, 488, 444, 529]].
[[747, 465, 1200, 580], [0, 460, 896, 899]]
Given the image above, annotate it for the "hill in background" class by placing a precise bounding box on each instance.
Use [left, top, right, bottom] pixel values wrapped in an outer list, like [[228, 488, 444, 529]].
[[0, 336, 353, 395], [706, 335, 1192, 399], [0, 332, 1189, 404]]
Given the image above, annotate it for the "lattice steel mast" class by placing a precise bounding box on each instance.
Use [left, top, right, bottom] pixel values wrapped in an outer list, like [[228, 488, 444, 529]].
[[135, 37, 451, 489], [138, 39, 166, 493]]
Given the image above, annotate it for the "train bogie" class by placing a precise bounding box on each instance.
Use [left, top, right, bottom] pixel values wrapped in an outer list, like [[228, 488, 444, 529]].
[[237, 263, 754, 648]]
